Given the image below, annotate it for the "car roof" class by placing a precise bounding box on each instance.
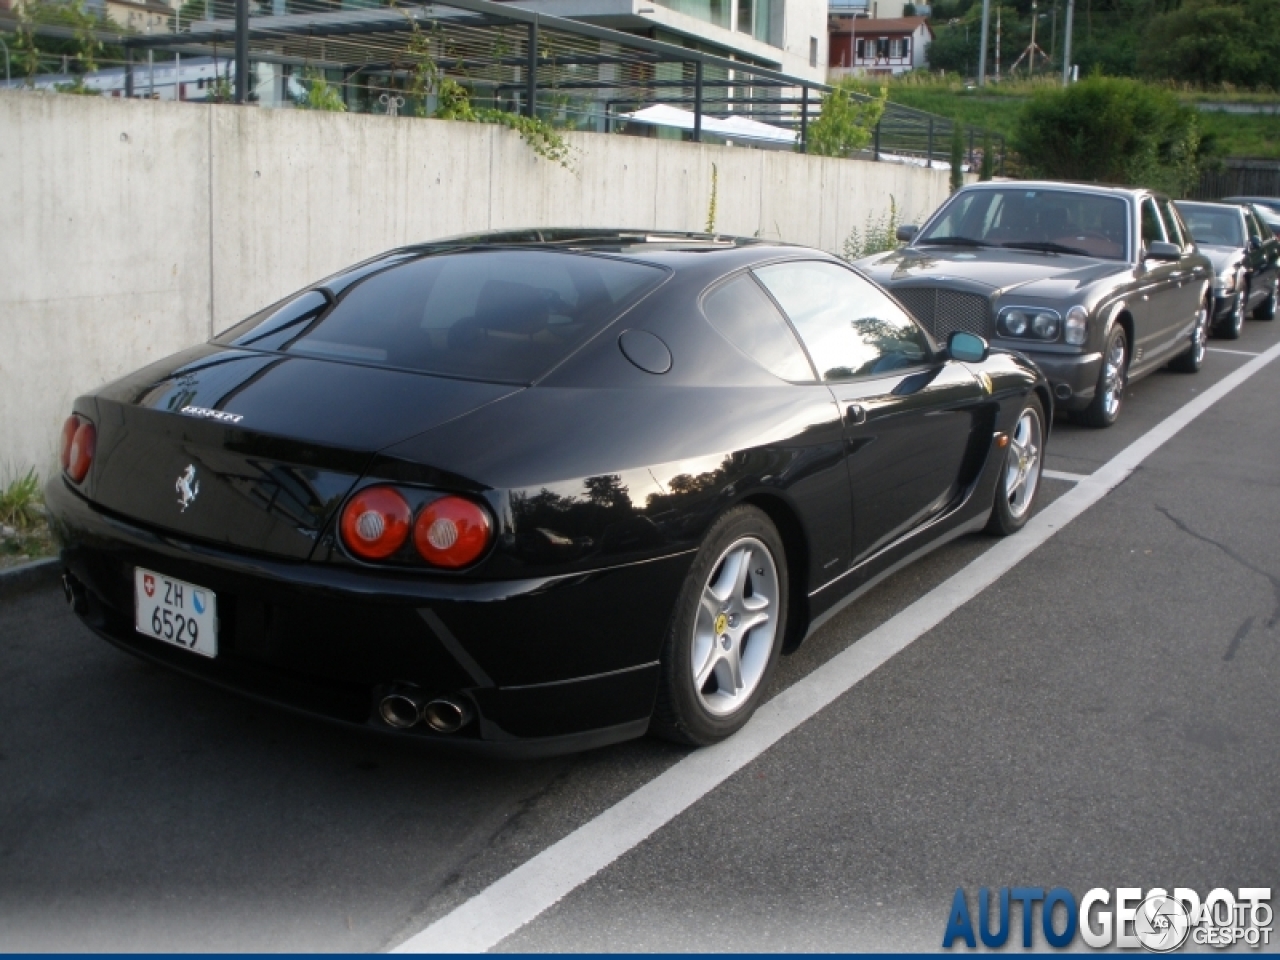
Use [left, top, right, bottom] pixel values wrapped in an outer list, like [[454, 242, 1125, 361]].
[[958, 180, 1152, 199], [392, 228, 830, 273]]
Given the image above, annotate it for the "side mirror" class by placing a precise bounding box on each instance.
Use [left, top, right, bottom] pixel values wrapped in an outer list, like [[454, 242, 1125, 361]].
[[948, 330, 989, 364], [896, 224, 920, 243], [1249, 237, 1263, 252], [1145, 241, 1182, 262]]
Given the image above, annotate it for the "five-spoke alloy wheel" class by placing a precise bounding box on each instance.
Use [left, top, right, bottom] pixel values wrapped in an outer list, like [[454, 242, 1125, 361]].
[[987, 396, 1045, 536], [653, 506, 787, 745]]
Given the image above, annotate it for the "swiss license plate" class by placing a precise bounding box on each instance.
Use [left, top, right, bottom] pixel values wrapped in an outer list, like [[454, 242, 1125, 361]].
[[134, 567, 218, 658]]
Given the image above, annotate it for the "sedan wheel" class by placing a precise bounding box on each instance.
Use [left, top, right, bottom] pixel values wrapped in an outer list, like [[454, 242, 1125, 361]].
[[652, 506, 787, 745], [1170, 300, 1210, 373], [1255, 283, 1277, 321], [1075, 325, 1128, 428], [986, 396, 1044, 536], [1216, 294, 1244, 340]]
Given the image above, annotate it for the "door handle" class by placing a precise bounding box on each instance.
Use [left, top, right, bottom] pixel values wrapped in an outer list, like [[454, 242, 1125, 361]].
[[846, 404, 867, 425]]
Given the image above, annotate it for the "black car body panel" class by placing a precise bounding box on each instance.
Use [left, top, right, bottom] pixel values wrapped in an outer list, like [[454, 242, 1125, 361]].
[[48, 231, 1049, 755], [1176, 200, 1280, 327], [857, 182, 1213, 413]]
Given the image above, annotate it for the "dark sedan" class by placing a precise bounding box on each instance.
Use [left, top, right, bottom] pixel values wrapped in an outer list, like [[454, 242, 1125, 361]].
[[47, 230, 1049, 755], [1176, 200, 1279, 338], [857, 182, 1213, 428], [1222, 196, 1280, 237]]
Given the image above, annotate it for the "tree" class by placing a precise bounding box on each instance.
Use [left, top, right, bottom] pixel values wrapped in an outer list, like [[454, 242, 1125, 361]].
[[925, 18, 982, 75], [1014, 75, 1204, 197], [807, 77, 887, 158], [1138, 0, 1280, 88]]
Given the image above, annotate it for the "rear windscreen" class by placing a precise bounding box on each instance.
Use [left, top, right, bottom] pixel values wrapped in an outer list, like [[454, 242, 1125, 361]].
[[219, 249, 666, 383]]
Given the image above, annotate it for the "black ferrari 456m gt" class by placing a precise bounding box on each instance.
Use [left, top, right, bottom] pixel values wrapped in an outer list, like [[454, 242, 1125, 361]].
[[48, 229, 1050, 756]]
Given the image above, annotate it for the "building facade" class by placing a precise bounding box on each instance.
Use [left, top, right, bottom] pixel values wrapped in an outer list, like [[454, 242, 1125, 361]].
[[828, 13, 930, 76]]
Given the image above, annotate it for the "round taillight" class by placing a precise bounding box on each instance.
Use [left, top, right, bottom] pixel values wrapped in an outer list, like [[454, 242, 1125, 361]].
[[60, 416, 80, 471], [66, 421, 96, 484], [340, 487, 411, 560], [413, 496, 493, 568]]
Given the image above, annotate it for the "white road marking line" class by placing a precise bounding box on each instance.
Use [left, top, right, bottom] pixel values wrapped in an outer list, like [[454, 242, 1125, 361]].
[[1041, 468, 1090, 483], [391, 338, 1280, 955], [1209, 347, 1263, 357]]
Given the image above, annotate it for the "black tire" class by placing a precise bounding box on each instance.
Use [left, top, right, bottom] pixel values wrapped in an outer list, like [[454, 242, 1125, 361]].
[[1215, 294, 1244, 340], [1254, 281, 1277, 321], [1072, 324, 1128, 429], [1169, 298, 1210, 374], [651, 505, 788, 746], [985, 395, 1045, 537]]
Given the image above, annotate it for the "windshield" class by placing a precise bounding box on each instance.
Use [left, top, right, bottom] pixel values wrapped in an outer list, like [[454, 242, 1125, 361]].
[[917, 188, 1131, 261], [216, 249, 666, 383], [1179, 204, 1245, 247]]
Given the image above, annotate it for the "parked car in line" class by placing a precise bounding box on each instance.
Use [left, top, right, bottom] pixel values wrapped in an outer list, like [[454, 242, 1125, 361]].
[[1175, 200, 1279, 338], [1222, 196, 1280, 236], [856, 182, 1213, 428], [46, 229, 1050, 755]]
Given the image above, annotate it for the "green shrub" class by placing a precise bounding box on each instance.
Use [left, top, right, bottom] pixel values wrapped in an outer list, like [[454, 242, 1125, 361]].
[[807, 77, 887, 158], [1014, 76, 1203, 197]]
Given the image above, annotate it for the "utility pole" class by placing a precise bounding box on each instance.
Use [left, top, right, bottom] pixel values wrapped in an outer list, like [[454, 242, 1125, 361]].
[[977, 0, 991, 85], [1062, 0, 1074, 85], [995, 5, 1001, 82]]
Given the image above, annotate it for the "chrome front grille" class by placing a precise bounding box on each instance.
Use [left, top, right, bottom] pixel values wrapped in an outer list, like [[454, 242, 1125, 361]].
[[892, 287, 993, 341]]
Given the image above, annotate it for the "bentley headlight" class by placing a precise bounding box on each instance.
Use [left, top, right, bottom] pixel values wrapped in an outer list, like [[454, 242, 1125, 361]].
[[1064, 305, 1088, 345], [999, 307, 1060, 340], [1001, 310, 1030, 336]]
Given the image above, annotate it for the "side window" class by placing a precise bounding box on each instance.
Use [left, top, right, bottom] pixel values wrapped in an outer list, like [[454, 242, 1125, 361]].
[[754, 261, 931, 382], [1157, 199, 1185, 249], [702, 275, 815, 382], [1141, 198, 1166, 249]]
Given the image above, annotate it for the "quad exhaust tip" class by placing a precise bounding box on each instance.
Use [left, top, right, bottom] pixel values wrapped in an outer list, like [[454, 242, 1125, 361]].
[[377, 688, 473, 733], [423, 698, 473, 734]]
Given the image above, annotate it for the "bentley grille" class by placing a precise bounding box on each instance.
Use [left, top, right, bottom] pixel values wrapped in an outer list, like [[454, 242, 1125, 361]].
[[892, 287, 993, 341]]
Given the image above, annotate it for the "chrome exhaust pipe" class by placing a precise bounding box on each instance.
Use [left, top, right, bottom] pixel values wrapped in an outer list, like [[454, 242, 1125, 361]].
[[378, 688, 427, 729], [422, 697, 473, 734]]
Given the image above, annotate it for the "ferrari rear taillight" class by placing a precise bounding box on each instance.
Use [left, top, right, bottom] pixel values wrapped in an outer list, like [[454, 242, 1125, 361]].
[[413, 496, 493, 568], [340, 486, 412, 560], [60, 415, 96, 484]]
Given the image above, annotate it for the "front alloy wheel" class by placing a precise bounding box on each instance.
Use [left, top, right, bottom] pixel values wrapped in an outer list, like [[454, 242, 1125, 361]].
[[1255, 282, 1277, 321], [652, 506, 787, 745], [986, 396, 1044, 536], [1170, 300, 1210, 373], [1075, 325, 1128, 428]]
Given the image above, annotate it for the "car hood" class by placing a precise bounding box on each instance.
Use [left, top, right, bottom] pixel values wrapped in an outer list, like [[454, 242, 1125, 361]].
[[857, 246, 1132, 299], [1198, 244, 1243, 274], [81, 345, 521, 559]]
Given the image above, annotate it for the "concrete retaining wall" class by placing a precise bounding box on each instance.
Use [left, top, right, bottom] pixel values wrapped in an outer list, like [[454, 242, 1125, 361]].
[[0, 90, 955, 472]]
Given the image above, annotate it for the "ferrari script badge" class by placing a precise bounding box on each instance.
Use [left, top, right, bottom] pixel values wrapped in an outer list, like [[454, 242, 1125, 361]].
[[176, 464, 200, 512]]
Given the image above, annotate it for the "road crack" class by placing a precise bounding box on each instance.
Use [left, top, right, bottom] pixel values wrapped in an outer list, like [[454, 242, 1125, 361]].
[[1156, 506, 1280, 629]]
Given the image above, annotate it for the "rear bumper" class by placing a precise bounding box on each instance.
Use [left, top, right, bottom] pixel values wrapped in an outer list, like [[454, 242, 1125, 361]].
[[46, 477, 691, 756]]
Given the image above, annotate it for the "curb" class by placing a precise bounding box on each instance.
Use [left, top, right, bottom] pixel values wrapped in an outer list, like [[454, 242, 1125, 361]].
[[0, 557, 62, 601]]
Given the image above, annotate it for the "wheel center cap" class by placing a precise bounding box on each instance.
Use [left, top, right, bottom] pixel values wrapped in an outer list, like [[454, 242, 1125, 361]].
[[714, 612, 729, 636]]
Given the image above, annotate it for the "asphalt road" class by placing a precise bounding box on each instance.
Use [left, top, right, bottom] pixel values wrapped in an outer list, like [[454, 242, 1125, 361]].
[[2, 323, 1278, 952]]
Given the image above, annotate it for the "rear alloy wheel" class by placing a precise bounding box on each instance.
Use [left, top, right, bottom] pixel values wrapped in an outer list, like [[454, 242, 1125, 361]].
[[651, 506, 787, 746], [1255, 282, 1277, 321], [986, 396, 1045, 536], [1170, 299, 1210, 373], [1074, 324, 1128, 429]]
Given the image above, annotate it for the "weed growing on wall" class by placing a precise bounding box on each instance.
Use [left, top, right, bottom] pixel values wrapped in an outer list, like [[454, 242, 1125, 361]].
[[705, 163, 719, 234], [0, 467, 55, 568], [841, 196, 901, 261]]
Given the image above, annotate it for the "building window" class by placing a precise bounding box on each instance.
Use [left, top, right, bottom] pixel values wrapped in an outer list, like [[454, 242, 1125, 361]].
[[737, 0, 752, 34], [809, 36, 817, 66], [876, 36, 889, 58], [855, 37, 866, 59]]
